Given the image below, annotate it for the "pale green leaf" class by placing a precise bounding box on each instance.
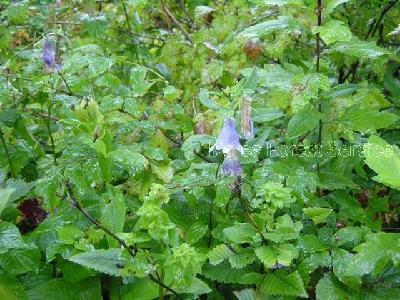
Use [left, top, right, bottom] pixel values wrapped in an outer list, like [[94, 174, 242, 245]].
[[303, 207, 333, 224], [364, 136, 400, 190]]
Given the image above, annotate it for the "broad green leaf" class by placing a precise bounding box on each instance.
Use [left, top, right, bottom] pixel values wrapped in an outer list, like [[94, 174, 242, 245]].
[[255, 244, 298, 268], [364, 136, 400, 190], [239, 16, 290, 38], [0, 222, 25, 250], [26, 278, 101, 300], [88, 56, 114, 78], [203, 263, 263, 285], [339, 106, 398, 132], [0, 246, 40, 275], [234, 289, 259, 300], [303, 207, 333, 224], [316, 274, 349, 300], [223, 223, 257, 244], [260, 270, 307, 297], [187, 223, 208, 244], [287, 109, 319, 139], [349, 232, 400, 276], [229, 252, 256, 269], [121, 278, 159, 300], [208, 244, 233, 265], [0, 271, 27, 300], [265, 214, 302, 243], [313, 21, 352, 45], [68, 249, 128, 277], [0, 188, 14, 217], [242, 65, 292, 90], [112, 148, 148, 176], [101, 187, 126, 247], [329, 39, 389, 59]]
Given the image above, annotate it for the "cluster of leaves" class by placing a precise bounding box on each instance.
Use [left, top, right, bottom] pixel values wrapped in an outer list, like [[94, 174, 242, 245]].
[[0, 0, 400, 299]]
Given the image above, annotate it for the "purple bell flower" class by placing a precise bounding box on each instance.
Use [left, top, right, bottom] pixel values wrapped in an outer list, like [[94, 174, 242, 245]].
[[221, 152, 242, 177], [43, 39, 60, 71], [210, 118, 243, 154], [241, 99, 254, 140]]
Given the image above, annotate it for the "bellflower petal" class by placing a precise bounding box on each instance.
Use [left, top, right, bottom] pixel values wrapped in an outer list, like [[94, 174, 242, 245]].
[[221, 153, 242, 177], [210, 118, 243, 154], [43, 39, 60, 71]]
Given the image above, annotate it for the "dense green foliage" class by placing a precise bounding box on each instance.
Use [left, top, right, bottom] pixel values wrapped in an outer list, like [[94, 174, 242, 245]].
[[1, 0, 400, 299]]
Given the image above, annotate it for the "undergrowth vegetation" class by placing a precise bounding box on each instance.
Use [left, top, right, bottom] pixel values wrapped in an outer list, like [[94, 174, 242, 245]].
[[0, 0, 400, 299]]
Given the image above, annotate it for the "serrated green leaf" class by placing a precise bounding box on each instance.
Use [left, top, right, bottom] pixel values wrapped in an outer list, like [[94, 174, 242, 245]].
[[303, 207, 333, 224], [287, 108, 319, 139], [208, 244, 233, 265], [229, 252, 256, 269], [255, 244, 298, 268], [68, 249, 128, 277], [223, 223, 257, 244], [260, 270, 307, 297], [313, 20, 352, 45], [199, 89, 221, 110], [239, 16, 290, 38], [316, 274, 349, 300]]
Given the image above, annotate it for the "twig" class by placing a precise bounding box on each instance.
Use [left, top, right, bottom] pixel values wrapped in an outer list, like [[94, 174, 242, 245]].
[[57, 71, 74, 96], [121, 1, 132, 31], [160, 0, 193, 45], [65, 182, 138, 258], [370, 0, 399, 38], [238, 190, 267, 245], [47, 106, 57, 165], [149, 274, 179, 297], [0, 128, 15, 178], [316, 0, 322, 174]]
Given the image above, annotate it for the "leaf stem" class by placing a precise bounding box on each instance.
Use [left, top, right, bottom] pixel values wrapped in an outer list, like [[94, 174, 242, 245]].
[[0, 128, 15, 178], [160, 0, 193, 45], [65, 181, 138, 258], [47, 106, 57, 165], [316, 0, 322, 174]]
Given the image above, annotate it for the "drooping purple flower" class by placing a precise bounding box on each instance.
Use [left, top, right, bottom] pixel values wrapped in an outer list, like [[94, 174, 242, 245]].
[[210, 118, 243, 154], [221, 152, 242, 177], [42, 39, 60, 71], [241, 99, 254, 140]]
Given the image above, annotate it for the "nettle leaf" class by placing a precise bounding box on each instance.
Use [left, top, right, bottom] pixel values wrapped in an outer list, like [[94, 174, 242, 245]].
[[339, 106, 398, 132], [68, 249, 128, 277], [329, 39, 389, 59], [187, 223, 208, 244], [349, 232, 400, 276], [223, 223, 257, 244], [203, 262, 263, 285], [255, 244, 298, 268], [303, 207, 333, 224], [265, 214, 302, 243], [229, 252, 256, 269], [208, 244, 233, 265], [316, 274, 349, 300], [239, 16, 290, 38], [26, 277, 101, 300], [0, 222, 25, 250], [313, 20, 352, 45], [252, 107, 284, 123], [364, 136, 400, 190], [287, 108, 319, 139], [260, 270, 307, 297]]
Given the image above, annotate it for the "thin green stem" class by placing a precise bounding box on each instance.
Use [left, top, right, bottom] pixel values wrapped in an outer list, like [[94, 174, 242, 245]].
[[0, 128, 15, 178]]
